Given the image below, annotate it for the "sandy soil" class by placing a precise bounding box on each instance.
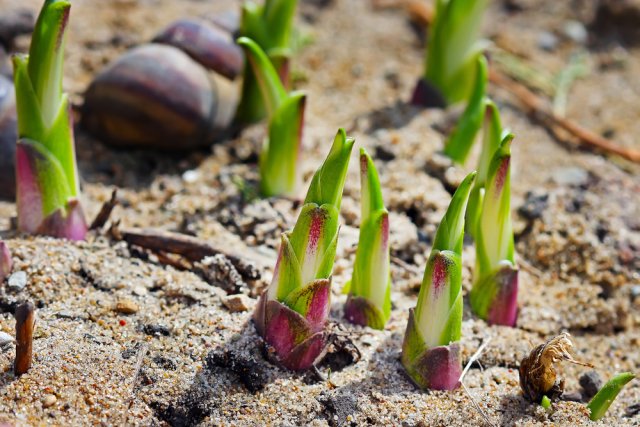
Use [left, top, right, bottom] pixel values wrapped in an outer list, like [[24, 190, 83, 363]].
[[0, 0, 638, 426]]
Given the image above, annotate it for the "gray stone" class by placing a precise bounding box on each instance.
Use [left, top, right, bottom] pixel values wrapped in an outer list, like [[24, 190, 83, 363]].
[[7, 270, 27, 291]]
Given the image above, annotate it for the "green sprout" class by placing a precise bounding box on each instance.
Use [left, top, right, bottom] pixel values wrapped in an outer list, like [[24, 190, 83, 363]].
[[343, 148, 391, 330], [443, 55, 488, 164], [402, 171, 476, 390], [0, 240, 11, 282], [12, 0, 86, 240], [236, 0, 298, 124], [238, 37, 306, 198], [587, 372, 635, 421], [419, 0, 489, 106], [470, 134, 518, 326], [253, 129, 355, 370], [466, 99, 504, 238]]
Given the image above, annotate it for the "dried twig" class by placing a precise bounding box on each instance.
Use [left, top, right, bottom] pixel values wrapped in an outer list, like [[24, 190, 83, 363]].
[[391, 256, 423, 275], [14, 301, 36, 376], [111, 226, 259, 279], [90, 189, 119, 230], [459, 338, 496, 427], [490, 69, 640, 163]]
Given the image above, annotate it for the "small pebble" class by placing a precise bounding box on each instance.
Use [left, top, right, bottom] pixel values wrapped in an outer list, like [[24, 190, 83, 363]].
[[222, 294, 253, 312], [579, 371, 602, 399], [182, 169, 200, 183], [42, 394, 57, 408], [0, 331, 14, 346], [552, 167, 589, 186], [114, 298, 139, 314], [144, 324, 170, 336], [538, 31, 558, 51], [7, 271, 27, 291], [563, 20, 588, 44]]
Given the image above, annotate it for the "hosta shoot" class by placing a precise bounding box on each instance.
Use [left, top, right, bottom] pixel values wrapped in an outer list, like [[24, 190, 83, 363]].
[[12, 0, 86, 240], [236, 0, 298, 123], [466, 99, 504, 237], [470, 134, 518, 326], [343, 148, 391, 330], [253, 129, 354, 370], [443, 54, 488, 164], [418, 0, 489, 106], [401, 171, 476, 390], [237, 37, 306, 198]]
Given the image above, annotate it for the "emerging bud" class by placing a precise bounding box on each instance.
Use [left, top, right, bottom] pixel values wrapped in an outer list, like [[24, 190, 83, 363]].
[[443, 55, 488, 164], [344, 148, 391, 330], [236, 0, 299, 124], [0, 240, 11, 281], [401, 171, 476, 390], [12, 0, 86, 240], [238, 37, 306, 198], [470, 134, 519, 326], [587, 372, 636, 421], [417, 0, 489, 106], [466, 99, 504, 238], [254, 129, 355, 370]]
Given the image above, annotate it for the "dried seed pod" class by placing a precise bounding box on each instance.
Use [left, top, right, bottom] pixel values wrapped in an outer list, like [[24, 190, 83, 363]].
[[153, 19, 243, 80], [0, 74, 16, 200], [519, 332, 593, 403], [83, 43, 237, 150], [15, 301, 36, 376]]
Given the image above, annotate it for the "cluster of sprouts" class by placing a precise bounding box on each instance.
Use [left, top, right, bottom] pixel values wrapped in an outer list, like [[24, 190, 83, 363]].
[[2, 0, 633, 421]]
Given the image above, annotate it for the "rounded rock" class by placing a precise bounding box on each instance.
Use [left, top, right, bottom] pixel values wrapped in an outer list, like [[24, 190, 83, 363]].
[[42, 394, 57, 408], [153, 19, 243, 80], [82, 44, 217, 151]]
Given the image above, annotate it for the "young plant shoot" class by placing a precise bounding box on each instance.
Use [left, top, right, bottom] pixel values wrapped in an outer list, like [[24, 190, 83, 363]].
[[587, 372, 636, 421], [237, 0, 298, 123], [402, 171, 476, 390], [470, 134, 518, 327], [466, 99, 504, 238], [237, 37, 306, 198], [254, 129, 354, 370], [343, 148, 391, 330], [443, 55, 488, 164], [412, 0, 489, 107], [12, 0, 86, 240]]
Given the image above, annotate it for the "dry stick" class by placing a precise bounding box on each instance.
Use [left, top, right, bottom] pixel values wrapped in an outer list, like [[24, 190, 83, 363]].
[[90, 189, 119, 230], [14, 301, 36, 376], [459, 337, 496, 427], [112, 226, 258, 279], [489, 69, 640, 164]]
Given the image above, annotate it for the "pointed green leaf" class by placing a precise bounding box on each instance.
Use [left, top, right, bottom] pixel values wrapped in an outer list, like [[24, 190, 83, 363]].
[[304, 128, 355, 209], [425, 0, 489, 104], [269, 234, 303, 302], [476, 134, 515, 274], [414, 250, 462, 347], [45, 95, 78, 197], [359, 148, 385, 221], [12, 55, 46, 141], [432, 171, 477, 253], [288, 204, 340, 286], [237, 37, 287, 118], [260, 91, 306, 197], [587, 372, 635, 421], [467, 99, 504, 237], [443, 55, 488, 164], [27, 0, 70, 128], [263, 0, 298, 50]]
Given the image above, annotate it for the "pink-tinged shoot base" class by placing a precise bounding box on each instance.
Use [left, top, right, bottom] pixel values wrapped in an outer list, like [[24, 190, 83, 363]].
[[401, 309, 462, 390], [487, 265, 518, 327], [16, 142, 87, 241], [0, 241, 11, 281], [344, 296, 386, 330], [410, 78, 447, 109], [254, 279, 331, 371]]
